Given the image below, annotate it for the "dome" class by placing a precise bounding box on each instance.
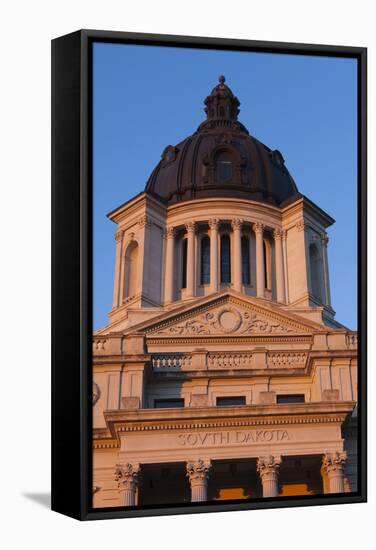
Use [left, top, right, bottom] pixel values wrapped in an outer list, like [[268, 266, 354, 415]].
[[145, 76, 298, 206]]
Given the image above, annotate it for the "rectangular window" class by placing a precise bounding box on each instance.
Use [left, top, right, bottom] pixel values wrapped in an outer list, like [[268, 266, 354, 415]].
[[216, 396, 246, 407], [276, 394, 305, 404], [154, 398, 185, 408]]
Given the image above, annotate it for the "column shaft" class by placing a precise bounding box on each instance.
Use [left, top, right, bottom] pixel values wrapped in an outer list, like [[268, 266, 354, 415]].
[[253, 223, 265, 298], [209, 219, 219, 293], [187, 459, 211, 502], [321, 234, 331, 306], [116, 463, 140, 507], [113, 230, 124, 307], [186, 222, 196, 297], [232, 219, 243, 292], [322, 452, 346, 494], [257, 455, 281, 498], [163, 227, 175, 303], [274, 228, 285, 303]]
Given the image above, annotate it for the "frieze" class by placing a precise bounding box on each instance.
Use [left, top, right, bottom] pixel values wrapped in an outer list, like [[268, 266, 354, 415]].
[[151, 306, 301, 337], [178, 429, 290, 447]]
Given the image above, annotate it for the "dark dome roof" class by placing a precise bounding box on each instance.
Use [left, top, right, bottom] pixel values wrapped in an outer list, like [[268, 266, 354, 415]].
[[145, 76, 298, 206]]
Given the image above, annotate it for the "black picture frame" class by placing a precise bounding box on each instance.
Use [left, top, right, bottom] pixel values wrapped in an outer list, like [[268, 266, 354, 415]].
[[51, 29, 367, 521]]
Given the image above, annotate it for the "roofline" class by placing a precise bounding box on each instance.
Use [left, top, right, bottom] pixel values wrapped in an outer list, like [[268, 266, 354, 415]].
[[281, 193, 335, 226], [106, 191, 167, 222]]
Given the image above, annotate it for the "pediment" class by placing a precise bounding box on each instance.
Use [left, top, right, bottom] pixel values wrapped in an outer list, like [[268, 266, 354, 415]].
[[143, 293, 318, 338]]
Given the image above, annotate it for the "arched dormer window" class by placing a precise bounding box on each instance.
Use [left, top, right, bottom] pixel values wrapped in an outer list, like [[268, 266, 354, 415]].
[[220, 234, 231, 284], [181, 238, 188, 289], [200, 236, 210, 284], [216, 151, 233, 183], [241, 236, 250, 285], [123, 241, 139, 299]]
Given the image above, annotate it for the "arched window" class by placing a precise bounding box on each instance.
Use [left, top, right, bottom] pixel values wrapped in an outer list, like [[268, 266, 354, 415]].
[[216, 151, 233, 183], [181, 238, 188, 289], [241, 236, 250, 285], [220, 235, 231, 284], [309, 243, 323, 301], [200, 236, 210, 284], [123, 241, 138, 299]]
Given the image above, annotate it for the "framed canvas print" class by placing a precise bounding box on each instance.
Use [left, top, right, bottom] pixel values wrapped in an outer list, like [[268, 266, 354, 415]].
[[51, 30, 367, 520]]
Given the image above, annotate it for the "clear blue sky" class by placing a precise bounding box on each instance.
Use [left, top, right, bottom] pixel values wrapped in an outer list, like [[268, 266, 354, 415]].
[[93, 42, 357, 330]]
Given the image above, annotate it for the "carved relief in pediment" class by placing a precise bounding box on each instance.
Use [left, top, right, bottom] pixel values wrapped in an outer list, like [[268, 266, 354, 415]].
[[150, 305, 304, 336]]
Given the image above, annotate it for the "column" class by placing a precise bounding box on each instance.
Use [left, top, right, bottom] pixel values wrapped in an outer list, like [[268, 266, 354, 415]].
[[113, 229, 124, 308], [321, 233, 331, 307], [273, 228, 286, 303], [186, 221, 196, 298], [186, 459, 211, 502], [322, 452, 346, 494], [231, 219, 243, 292], [115, 463, 140, 506], [282, 230, 289, 303], [253, 222, 265, 298], [163, 227, 175, 304], [209, 219, 219, 293], [257, 455, 281, 497]]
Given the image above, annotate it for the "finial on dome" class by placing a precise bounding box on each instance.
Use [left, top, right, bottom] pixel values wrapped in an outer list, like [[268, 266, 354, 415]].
[[218, 75, 226, 84]]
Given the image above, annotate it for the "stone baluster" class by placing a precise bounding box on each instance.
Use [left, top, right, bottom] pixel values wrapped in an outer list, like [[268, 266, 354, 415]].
[[231, 218, 243, 292], [257, 455, 281, 497], [163, 227, 175, 304], [322, 452, 346, 494], [186, 459, 211, 502], [209, 219, 219, 293], [253, 222, 265, 298], [186, 222, 196, 297], [273, 228, 286, 303], [115, 463, 140, 506]]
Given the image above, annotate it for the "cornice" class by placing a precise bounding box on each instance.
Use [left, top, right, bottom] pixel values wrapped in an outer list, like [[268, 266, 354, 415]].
[[103, 401, 355, 439]]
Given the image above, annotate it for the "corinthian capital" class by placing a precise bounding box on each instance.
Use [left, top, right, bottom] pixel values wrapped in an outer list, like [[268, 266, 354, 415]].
[[296, 220, 306, 232], [231, 218, 243, 231], [322, 452, 346, 474], [257, 455, 281, 478], [252, 222, 264, 235], [115, 463, 140, 491], [273, 227, 283, 240], [115, 230, 124, 242], [208, 218, 219, 230], [138, 215, 152, 228], [321, 233, 329, 247], [164, 226, 176, 239], [185, 221, 196, 233], [186, 459, 211, 485]]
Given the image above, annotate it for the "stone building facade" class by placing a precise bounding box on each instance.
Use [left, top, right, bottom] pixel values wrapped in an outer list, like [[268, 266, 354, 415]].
[[92, 77, 358, 507]]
